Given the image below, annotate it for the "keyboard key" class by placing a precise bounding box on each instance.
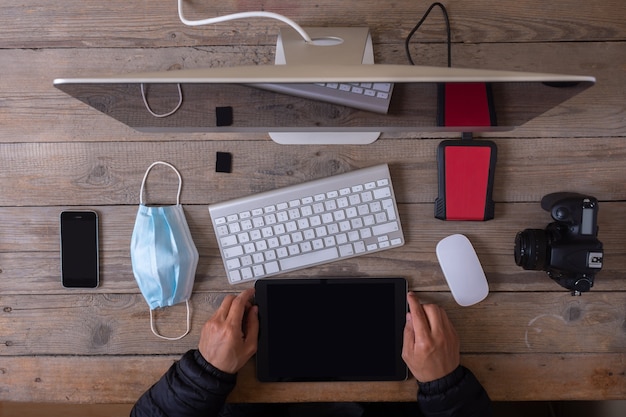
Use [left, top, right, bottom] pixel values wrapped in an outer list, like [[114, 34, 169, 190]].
[[241, 268, 253, 280], [383, 199, 397, 220], [229, 270, 241, 282], [300, 241, 313, 252], [265, 261, 280, 274], [279, 247, 339, 270], [372, 221, 399, 236], [223, 245, 244, 258], [339, 244, 354, 257], [220, 235, 238, 247], [226, 258, 241, 270], [373, 187, 391, 199], [373, 82, 392, 92]]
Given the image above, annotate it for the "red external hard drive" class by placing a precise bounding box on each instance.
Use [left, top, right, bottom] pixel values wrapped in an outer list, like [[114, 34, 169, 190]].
[[437, 83, 497, 127], [435, 140, 497, 221]]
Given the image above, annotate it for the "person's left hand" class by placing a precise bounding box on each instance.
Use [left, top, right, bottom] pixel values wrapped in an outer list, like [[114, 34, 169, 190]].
[[198, 288, 259, 374]]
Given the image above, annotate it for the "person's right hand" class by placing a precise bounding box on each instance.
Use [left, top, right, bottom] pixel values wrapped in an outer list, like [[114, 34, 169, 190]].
[[402, 292, 460, 382], [198, 288, 259, 374]]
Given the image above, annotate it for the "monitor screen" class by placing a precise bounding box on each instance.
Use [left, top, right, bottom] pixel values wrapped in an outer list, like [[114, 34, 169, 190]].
[[53, 64, 595, 134]]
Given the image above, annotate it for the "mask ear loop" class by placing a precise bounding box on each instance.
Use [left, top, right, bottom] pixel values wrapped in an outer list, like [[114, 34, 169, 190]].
[[139, 161, 182, 206], [141, 83, 183, 118], [140, 161, 189, 340], [150, 300, 191, 341]]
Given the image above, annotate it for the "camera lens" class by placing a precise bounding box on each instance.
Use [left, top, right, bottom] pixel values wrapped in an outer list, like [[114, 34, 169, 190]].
[[514, 229, 548, 270]]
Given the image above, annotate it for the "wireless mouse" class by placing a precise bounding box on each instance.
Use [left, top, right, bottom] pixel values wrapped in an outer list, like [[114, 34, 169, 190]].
[[436, 234, 489, 306]]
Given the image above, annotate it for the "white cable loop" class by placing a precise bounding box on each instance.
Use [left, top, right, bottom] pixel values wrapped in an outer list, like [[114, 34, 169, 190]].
[[177, 0, 312, 43], [141, 83, 183, 118]]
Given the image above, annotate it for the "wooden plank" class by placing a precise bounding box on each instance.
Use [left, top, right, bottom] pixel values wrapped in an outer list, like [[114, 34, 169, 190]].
[[0, 403, 133, 417], [1, 138, 626, 206], [232, 352, 626, 402], [1, 1, 624, 48], [0, 352, 623, 403], [1, 42, 624, 143], [1, 292, 624, 356], [0, 202, 623, 294]]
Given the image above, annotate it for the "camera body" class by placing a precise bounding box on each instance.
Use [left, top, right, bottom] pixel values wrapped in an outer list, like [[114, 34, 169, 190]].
[[514, 192, 603, 295]]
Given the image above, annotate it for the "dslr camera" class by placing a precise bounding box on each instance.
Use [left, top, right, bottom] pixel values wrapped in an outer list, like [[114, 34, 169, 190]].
[[514, 192, 603, 295]]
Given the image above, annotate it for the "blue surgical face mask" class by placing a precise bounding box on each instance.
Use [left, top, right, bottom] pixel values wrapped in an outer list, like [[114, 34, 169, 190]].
[[130, 161, 199, 340]]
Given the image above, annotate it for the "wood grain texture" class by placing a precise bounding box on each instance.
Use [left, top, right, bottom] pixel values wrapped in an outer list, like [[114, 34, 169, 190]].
[[1, 0, 624, 48], [1, 138, 626, 206], [0, 0, 625, 405], [0, 353, 623, 403], [1, 292, 624, 356]]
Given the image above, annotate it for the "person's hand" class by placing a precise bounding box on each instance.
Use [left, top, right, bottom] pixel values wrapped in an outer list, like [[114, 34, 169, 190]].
[[198, 288, 259, 374], [402, 292, 460, 382]]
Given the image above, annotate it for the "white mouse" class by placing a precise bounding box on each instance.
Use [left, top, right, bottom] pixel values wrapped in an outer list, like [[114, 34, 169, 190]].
[[436, 234, 489, 306]]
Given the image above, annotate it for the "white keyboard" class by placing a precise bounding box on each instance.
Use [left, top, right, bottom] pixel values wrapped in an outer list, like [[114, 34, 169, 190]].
[[249, 82, 394, 114], [209, 164, 404, 284]]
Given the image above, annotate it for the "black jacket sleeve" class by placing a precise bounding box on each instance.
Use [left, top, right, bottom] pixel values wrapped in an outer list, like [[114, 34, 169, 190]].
[[130, 349, 237, 417], [416, 365, 493, 417]]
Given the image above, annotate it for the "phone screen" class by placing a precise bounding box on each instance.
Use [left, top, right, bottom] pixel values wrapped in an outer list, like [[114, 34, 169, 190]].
[[60, 211, 99, 288]]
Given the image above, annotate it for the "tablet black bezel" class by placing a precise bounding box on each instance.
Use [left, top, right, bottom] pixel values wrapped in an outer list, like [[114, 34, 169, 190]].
[[255, 277, 408, 382]]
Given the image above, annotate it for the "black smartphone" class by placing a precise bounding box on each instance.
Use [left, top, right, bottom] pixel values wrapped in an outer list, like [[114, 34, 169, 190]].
[[60, 210, 99, 288]]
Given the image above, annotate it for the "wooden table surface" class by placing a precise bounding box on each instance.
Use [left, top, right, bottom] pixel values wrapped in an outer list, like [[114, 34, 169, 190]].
[[1, 0, 625, 404]]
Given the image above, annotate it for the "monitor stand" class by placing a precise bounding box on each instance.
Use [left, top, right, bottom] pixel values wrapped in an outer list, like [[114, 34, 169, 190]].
[[268, 27, 381, 145]]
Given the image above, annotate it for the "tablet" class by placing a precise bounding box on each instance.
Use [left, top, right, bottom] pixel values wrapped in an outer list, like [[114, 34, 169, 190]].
[[255, 277, 408, 382]]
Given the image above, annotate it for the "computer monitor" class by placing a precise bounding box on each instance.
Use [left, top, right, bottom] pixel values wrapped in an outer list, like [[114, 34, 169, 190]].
[[53, 63, 594, 143], [53, 21, 595, 144]]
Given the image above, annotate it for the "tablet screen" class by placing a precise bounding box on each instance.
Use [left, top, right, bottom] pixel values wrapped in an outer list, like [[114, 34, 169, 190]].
[[255, 277, 407, 382]]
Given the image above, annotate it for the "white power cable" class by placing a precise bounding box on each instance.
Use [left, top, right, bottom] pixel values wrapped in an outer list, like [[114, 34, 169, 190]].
[[177, 0, 312, 43], [141, 83, 183, 118]]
